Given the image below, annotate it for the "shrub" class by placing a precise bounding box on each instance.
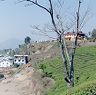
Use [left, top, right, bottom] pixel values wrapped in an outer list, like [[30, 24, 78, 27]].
[[13, 63, 20, 68], [65, 80, 96, 95], [39, 64, 53, 78]]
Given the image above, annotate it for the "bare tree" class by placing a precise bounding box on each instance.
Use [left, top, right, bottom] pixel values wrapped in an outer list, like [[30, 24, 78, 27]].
[[19, 0, 82, 87]]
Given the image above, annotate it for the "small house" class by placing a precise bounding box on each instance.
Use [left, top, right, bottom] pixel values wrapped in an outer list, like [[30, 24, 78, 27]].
[[64, 31, 87, 41], [64, 32, 76, 41], [14, 55, 28, 65]]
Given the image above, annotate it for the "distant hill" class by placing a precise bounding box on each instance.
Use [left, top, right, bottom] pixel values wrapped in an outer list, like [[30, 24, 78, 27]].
[[0, 38, 23, 50]]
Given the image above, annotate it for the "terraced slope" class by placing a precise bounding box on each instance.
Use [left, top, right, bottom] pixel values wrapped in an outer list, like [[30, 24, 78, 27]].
[[38, 46, 96, 95]]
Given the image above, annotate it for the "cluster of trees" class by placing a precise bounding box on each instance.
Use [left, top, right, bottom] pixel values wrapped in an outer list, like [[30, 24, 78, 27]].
[[91, 29, 96, 38], [88, 29, 96, 42]]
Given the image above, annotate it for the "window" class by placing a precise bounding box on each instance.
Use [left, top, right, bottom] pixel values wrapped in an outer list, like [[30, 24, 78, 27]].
[[18, 60, 20, 62], [22, 60, 24, 62]]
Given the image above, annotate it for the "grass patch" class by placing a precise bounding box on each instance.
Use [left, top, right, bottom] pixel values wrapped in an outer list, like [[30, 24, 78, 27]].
[[38, 46, 96, 95], [64, 80, 96, 95]]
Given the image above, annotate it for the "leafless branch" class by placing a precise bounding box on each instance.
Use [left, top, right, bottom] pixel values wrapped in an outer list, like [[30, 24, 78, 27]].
[[80, 8, 89, 30], [31, 25, 57, 40]]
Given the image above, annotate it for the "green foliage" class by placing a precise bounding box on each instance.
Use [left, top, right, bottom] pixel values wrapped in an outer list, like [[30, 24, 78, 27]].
[[9, 50, 15, 56], [24, 36, 31, 44], [91, 29, 96, 38], [13, 63, 20, 68], [39, 64, 53, 78], [39, 64, 46, 72], [42, 72, 53, 78], [38, 46, 96, 95], [65, 80, 96, 95], [38, 57, 67, 95]]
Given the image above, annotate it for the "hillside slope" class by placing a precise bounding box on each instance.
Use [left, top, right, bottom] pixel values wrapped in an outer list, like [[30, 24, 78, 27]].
[[0, 41, 96, 95], [37, 46, 96, 95]]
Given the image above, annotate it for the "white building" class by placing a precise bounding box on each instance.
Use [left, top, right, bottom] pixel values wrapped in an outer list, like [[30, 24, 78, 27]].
[[64, 32, 87, 41], [64, 32, 76, 41], [14, 55, 28, 65], [0, 57, 13, 67]]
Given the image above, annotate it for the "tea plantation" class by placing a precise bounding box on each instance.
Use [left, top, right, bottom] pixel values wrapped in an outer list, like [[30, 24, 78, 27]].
[[38, 46, 96, 95]]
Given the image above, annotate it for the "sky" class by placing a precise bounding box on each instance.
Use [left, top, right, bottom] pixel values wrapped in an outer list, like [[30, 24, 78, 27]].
[[0, 0, 96, 49]]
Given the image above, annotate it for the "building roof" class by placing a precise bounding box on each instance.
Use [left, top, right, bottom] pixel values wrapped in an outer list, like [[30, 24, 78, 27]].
[[14, 55, 28, 57], [64, 31, 86, 37], [64, 32, 76, 36]]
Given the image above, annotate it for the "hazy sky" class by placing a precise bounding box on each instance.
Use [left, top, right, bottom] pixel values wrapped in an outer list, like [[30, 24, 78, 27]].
[[0, 0, 96, 47]]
